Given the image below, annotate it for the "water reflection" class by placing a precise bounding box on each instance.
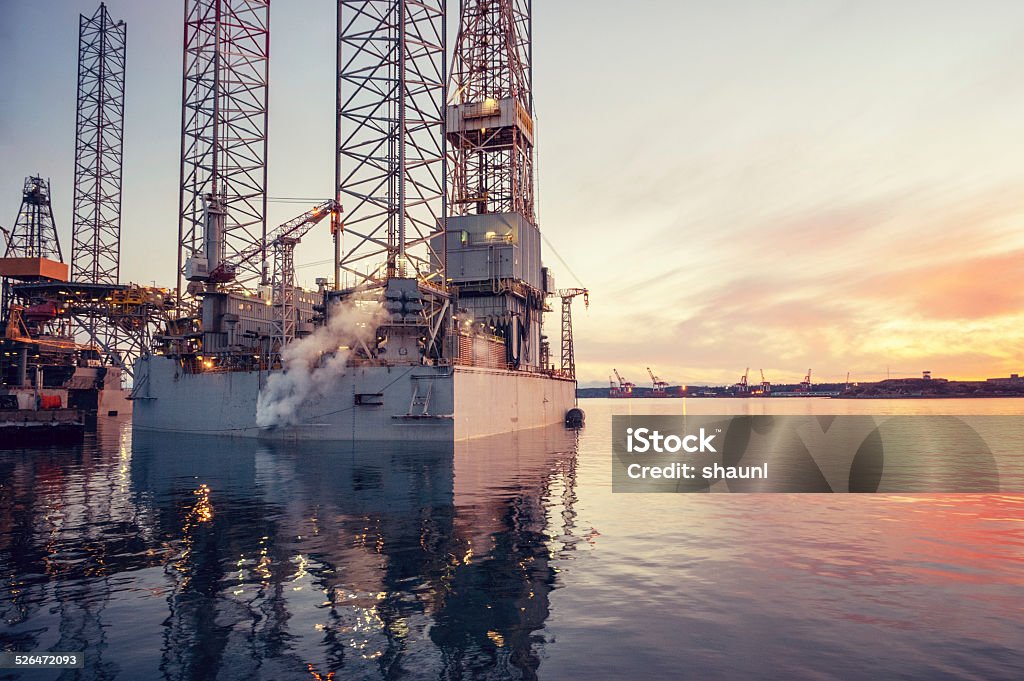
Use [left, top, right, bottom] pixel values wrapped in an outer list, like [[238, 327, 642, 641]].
[[0, 426, 159, 680], [7, 402, 1021, 680], [0, 422, 578, 680]]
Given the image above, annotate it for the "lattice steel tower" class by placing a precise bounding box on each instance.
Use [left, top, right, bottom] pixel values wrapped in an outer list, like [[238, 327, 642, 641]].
[[443, 0, 546, 370], [448, 0, 534, 220], [177, 0, 269, 302], [4, 177, 63, 260], [335, 0, 447, 289], [71, 2, 126, 286]]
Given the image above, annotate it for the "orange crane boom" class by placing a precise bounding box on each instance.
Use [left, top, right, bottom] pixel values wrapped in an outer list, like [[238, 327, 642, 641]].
[[207, 199, 341, 285]]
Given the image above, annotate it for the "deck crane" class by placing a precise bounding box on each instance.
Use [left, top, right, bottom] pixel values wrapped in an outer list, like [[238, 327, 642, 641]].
[[207, 200, 340, 287], [647, 367, 669, 396], [197, 199, 340, 350], [553, 288, 588, 379], [264, 200, 341, 349]]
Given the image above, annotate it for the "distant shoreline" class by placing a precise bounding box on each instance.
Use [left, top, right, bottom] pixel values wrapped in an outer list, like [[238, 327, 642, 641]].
[[576, 394, 1024, 400]]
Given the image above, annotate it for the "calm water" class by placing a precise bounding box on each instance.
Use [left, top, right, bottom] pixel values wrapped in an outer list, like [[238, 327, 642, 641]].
[[1, 398, 1023, 680]]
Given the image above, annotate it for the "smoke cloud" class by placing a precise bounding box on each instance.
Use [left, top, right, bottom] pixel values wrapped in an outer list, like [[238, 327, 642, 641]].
[[256, 297, 388, 428]]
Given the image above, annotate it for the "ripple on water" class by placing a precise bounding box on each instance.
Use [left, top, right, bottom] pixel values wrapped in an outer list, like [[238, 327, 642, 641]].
[[0, 404, 1023, 680]]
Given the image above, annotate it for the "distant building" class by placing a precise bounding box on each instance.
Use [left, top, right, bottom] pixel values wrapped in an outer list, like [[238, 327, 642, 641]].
[[879, 375, 948, 386], [986, 374, 1024, 386]]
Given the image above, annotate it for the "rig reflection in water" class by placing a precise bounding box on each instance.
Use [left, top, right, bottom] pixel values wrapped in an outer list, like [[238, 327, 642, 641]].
[[0, 423, 580, 680]]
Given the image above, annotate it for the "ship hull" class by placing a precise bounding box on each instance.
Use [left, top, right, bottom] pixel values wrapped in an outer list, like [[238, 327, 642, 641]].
[[130, 356, 576, 441]]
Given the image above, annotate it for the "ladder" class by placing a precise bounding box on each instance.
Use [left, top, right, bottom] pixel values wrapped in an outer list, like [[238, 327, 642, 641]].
[[408, 381, 433, 415]]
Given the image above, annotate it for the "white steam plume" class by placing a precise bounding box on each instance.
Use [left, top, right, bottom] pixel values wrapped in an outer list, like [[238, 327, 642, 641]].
[[256, 297, 387, 428]]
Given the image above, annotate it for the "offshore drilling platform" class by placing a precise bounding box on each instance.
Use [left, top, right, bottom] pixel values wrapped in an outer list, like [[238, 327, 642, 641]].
[[1, 4, 170, 432], [127, 0, 587, 440]]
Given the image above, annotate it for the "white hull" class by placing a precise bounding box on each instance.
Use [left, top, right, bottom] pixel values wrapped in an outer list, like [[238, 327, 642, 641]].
[[131, 356, 575, 441]]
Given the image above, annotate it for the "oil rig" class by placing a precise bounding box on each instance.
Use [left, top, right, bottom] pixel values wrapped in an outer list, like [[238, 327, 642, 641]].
[[4, 0, 590, 440], [1, 4, 170, 423], [130, 0, 587, 440]]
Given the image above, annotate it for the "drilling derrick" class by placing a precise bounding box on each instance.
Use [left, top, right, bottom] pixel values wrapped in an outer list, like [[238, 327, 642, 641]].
[[4, 177, 63, 262], [178, 0, 269, 301], [130, 0, 582, 439], [2, 174, 170, 384], [2, 179, 73, 387], [448, 0, 534, 219], [446, 0, 548, 370], [1, 178, 68, 331]]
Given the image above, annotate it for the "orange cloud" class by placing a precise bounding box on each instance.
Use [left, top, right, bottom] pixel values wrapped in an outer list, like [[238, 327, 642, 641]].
[[847, 250, 1024, 320]]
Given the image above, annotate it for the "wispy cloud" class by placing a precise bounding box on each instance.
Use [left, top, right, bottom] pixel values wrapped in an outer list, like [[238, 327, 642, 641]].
[[574, 186, 1024, 386]]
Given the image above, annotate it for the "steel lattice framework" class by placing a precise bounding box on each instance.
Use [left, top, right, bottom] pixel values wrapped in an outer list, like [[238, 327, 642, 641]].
[[71, 2, 126, 286], [177, 0, 269, 302], [555, 288, 587, 379], [4, 177, 63, 260], [448, 0, 534, 220], [336, 0, 447, 289], [266, 200, 337, 350], [8, 281, 172, 381], [271, 237, 297, 350], [71, 3, 127, 366]]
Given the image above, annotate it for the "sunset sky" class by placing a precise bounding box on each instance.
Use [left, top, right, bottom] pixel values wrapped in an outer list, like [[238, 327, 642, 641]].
[[4, 1, 1024, 387]]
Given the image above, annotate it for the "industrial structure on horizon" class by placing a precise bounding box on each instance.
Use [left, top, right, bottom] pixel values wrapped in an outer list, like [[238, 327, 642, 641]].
[[582, 367, 1024, 399]]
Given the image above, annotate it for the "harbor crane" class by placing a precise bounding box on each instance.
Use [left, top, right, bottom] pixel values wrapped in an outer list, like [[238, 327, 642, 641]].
[[800, 368, 812, 392], [647, 367, 669, 395], [759, 368, 771, 395], [553, 287, 588, 379], [736, 367, 750, 394], [612, 368, 635, 397]]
